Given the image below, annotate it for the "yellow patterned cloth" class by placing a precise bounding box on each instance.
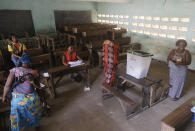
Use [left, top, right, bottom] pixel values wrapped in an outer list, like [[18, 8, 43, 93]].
[[10, 92, 42, 131]]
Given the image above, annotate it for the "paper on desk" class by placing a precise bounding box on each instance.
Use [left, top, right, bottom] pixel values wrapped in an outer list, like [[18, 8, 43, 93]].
[[40, 83, 46, 88], [42, 72, 49, 77], [69, 60, 84, 67]]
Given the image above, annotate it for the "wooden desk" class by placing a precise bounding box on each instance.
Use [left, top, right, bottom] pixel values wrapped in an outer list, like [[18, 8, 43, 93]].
[[115, 67, 168, 119], [47, 63, 90, 98], [161, 98, 195, 131]]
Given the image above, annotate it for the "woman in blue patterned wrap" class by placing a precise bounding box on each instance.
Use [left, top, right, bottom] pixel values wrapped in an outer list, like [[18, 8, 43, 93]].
[[2, 53, 42, 131]]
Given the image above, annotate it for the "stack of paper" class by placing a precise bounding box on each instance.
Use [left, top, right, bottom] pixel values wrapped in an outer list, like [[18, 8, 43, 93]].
[[69, 60, 84, 67]]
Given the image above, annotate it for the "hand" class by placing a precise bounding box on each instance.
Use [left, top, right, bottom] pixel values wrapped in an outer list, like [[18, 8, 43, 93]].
[[175, 61, 182, 65], [2, 96, 8, 103], [64, 63, 70, 67]]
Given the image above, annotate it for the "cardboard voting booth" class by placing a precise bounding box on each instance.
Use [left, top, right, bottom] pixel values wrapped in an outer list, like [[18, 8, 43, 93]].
[[126, 51, 152, 79]]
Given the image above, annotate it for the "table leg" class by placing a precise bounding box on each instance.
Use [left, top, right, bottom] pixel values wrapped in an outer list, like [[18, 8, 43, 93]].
[[49, 76, 56, 98], [86, 69, 90, 88]]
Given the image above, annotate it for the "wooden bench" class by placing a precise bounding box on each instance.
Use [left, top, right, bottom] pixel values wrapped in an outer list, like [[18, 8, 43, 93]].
[[115, 37, 131, 45], [31, 54, 52, 68], [26, 48, 43, 57], [102, 84, 136, 119], [161, 97, 195, 131]]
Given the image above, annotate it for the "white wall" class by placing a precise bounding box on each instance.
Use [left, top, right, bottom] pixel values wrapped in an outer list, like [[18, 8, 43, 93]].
[[96, 0, 195, 69]]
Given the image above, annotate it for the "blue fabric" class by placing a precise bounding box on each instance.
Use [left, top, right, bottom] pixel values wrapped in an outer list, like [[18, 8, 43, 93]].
[[20, 53, 31, 64], [68, 71, 83, 78], [193, 114, 195, 122], [13, 81, 34, 94], [10, 92, 42, 131], [12, 56, 22, 67]]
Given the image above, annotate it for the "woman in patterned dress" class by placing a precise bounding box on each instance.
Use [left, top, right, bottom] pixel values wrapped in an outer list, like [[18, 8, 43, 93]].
[[167, 39, 191, 100], [2, 53, 42, 131], [102, 32, 119, 86]]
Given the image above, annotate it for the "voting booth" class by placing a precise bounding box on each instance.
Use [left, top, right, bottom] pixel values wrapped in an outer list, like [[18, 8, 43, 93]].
[[126, 51, 152, 79]]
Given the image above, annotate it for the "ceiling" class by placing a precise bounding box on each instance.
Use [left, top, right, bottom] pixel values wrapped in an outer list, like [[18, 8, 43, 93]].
[[71, 0, 131, 3]]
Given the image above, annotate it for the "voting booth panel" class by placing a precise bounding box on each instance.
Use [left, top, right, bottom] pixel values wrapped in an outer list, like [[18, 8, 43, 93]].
[[126, 52, 152, 79]]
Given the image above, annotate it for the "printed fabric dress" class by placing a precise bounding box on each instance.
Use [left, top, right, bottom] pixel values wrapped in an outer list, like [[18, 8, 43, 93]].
[[168, 50, 187, 99], [9, 67, 42, 131], [102, 40, 119, 86]]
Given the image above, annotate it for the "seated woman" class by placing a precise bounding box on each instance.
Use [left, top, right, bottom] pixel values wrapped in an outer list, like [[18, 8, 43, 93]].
[[2, 53, 42, 131], [167, 39, 191, 101], [7, 34, 27, 67], [102, 32, 119, 87], [62, 45, 83, 82]]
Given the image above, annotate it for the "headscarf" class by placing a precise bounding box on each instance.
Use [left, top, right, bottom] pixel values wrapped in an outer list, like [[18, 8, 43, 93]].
[[20, 53, 32, 64]]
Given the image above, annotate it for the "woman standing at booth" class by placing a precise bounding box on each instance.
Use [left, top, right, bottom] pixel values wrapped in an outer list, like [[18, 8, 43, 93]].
[[167, 39, 191, 100]]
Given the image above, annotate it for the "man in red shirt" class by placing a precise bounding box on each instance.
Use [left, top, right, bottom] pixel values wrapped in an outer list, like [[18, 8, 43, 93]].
[[62, 45, 83, 82]]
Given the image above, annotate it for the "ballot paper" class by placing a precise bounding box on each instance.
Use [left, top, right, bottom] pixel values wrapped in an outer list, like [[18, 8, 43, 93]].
[[68, 60, 84, 67]]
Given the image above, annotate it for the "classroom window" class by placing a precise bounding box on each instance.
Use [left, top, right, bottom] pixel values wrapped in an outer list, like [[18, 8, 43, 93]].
[[105, 20, 109, 23], [124, 22, 129, 25], [170, 17, 179, 22], [152, 24, 159, 29], [169, 26, 177, 31], [180, 18, 190, 22], [106, 14, 110, 18], [137, 30, 143, 34], [167, 34, 176, 39], [119, 21, 124, 25], [114, 21, 119, 24], [160, 25, 168, 30], [124, 15, 129, 19], [102, 14, 106, 17], [144, 24, 151, 28], [144, 31, 150, 35], [110, 15, 114, 18], [176, 35, 186, 40], [110, 20, 114, 24], [153, 17, 160, 21], [192, 38, 195, 42], [133, 16, 138, 19], [119, 15, 124, 18], [138, 23, 144, 27], [139, 16, 145, 20], [98, 14, 102, 17], [114, 15, 119, 18], [145, 16, 152, 21], [178, 26, 188, 32], [161, 17, 169, 22], [97, 19, 102, 23], [102, 20, 106, 23], [151, 32, 158, 36], [159, 33, 166, 38], [131, 29, 137, 32], [132, 22, 138, 26]]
